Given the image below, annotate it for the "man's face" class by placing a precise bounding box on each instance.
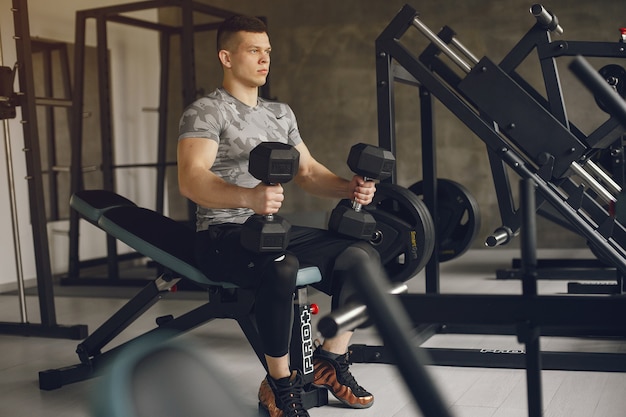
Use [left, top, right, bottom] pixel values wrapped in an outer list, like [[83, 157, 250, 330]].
[[225, 31, 271, 88]]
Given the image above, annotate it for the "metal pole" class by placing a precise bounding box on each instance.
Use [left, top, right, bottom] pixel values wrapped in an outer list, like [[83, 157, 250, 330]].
[[411, 16, 472, 74], [519, 178, 543, 417], [318, 283, 408, 337], [350, 259, 454, 417], [569, 55, 626, 128], [0, 18, 28, 323], [450, 37, 480, 65], [585, 159, 622, 194], [569, 161, 617, 204]]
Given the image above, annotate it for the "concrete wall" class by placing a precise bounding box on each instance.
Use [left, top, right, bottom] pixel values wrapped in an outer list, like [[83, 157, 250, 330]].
[[0, 0, 623, 291]]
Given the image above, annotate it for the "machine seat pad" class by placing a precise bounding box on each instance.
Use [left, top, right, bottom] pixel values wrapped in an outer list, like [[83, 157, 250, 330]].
[[98, 205, 322, 289]]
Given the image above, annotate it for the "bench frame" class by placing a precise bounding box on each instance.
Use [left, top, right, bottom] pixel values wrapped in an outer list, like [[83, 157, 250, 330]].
[[39, 190, 328, 409]]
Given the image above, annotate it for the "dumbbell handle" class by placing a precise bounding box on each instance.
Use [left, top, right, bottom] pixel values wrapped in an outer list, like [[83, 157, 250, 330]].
[[262, 182, 279, 221], [351, 176, 372, 212]]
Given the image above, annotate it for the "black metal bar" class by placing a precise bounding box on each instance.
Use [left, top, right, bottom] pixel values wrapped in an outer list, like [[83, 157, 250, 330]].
[[585, 117, 625, 149], [180, 0, 198, 222], [569, 55, 626, 128], [95, 13, 121, 282], [40, 44, 58, 220], [156, 32, 170, 214], [519, 178, 543, 417], [539, 50, 569, 129], [0, 321, 86, 339], [111, 161, 177, 169], [439, 322, 625, 338], [397, 293, 626, 331], [0, 0, 88, 340], [106, 14, 178, 33], [96, 14, 114, 193], [521, 179, 538, 296], [497, 267, 617, 281], [486, 148, 519, 244], [374, 4, 417, 184], [351, 258, 453, 417], [67, 11, 87, 281], [420, 86, 439, 294], [76, 276, 176, 362], [77, 0, 233, 18], [499, 24, 550, 73], [12, 0, 57, 326], [59, 41, 73, 213], [350, 345, 626, 373], [375, 40, 396, 183], [538, 40, 626, 59]]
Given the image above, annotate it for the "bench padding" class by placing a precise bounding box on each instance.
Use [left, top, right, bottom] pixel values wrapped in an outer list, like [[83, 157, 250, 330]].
[[70, 190, 137, 224], [72, 190, 321, 288]]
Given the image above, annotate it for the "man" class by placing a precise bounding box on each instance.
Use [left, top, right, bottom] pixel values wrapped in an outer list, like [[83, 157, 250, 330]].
[[178, 15, 381, 417]]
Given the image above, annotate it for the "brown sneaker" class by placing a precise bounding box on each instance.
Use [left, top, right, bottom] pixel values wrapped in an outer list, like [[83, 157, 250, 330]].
[[312, 346, 374, 408], [258, 370, 310, 417]]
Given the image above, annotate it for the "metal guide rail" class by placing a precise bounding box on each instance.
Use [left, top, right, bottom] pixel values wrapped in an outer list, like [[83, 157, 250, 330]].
[[376, 3, 626, 278]]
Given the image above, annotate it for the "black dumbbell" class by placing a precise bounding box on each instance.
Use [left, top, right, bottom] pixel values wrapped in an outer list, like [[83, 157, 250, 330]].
[[241, 142, 300, 252], [328, 143, 395, 239]]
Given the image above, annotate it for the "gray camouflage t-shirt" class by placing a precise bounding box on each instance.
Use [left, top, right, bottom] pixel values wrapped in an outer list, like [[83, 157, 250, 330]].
[[178, 88, 303, 231]]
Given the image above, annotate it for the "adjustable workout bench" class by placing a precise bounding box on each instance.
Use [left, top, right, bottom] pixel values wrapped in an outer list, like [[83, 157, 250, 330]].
[[39, 190, 328, 409]]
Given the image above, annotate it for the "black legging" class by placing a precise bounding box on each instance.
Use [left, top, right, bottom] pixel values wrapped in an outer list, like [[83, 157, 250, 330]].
[[253, 241, 381, 357], [194, 225, 382, 358], [254, 253, 299, 357]]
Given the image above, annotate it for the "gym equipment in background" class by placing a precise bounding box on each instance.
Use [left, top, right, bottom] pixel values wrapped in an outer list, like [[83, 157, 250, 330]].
[[368, 183, 435, 283], [0, 0, 87, 340], [321, 178, 626, 417], [376, 3, 626, 293], [332, 5, 626, 417], [409, 178, 481, 262]]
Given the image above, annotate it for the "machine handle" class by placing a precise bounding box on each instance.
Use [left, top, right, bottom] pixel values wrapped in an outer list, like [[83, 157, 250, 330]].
[[530, 4, 564, 35], [569, 55, 626, 129]]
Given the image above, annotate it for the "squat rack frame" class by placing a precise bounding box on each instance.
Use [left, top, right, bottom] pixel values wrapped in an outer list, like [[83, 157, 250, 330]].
[[0, 0, 87, 340]]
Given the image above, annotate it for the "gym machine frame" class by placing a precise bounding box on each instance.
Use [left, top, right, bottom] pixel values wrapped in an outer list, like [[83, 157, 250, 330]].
[[0, 0, 87, 339], [353, 4, 626, 372]]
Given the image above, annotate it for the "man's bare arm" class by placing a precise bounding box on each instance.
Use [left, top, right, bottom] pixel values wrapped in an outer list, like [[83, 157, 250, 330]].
[[177, 138, 284, 215]]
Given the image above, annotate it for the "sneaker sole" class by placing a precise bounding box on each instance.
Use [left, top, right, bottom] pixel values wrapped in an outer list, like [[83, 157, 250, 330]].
[[311, 382, 374, 409]]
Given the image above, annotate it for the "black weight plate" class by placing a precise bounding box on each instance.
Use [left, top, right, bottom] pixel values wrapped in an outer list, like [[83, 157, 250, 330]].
[[410, 179, 481, 262], [594, 64, 626, 114], [365, 183, 435, 283]]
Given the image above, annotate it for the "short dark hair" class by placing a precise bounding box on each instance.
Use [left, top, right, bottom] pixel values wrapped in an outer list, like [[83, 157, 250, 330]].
[[216, 15, 267, 52]]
